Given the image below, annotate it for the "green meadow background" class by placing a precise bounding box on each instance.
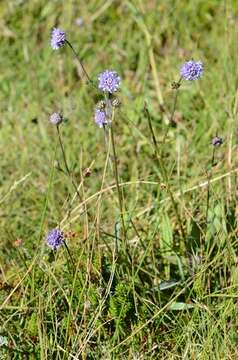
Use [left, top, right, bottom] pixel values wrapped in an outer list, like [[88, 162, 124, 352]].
[[1, 0, 238, 358]]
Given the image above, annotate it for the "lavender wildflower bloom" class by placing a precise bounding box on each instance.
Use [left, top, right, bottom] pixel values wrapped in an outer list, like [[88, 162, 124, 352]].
[[180, 60, 203, 81], [46, 229, 65, 250], [98, 70, 120, 93], [51, 28, 66, 50], [212, 136, 223, 146], [50, 112, 63, 125], [94, 109, 109, 128]]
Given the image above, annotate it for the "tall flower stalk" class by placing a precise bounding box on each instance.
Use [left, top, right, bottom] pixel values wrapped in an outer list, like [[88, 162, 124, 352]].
[[65, 40, 93, 86], [161, 79, 182, 149], [205, 136, 223, 227], [144, 103, 186, 241], [94, 70, 127, 245], [109, 109, 127, 244], [57, 126, 83, 202], [162, 60, 204, 149], [157, 60, 204, 238], [49, 112, 82, 202], [51, 27, 94, 86], [169, 78, 182, 125]]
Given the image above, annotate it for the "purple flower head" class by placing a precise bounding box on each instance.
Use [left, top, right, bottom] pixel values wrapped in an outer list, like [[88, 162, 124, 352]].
[[180, 60, 203, 81], [94, 109, 110, 128], [98, 70, 120, 93], [49, 112, 63, 125], [212, 136, 223, 147], [46, 228, 65, 250], [51, 28, 66, 50]]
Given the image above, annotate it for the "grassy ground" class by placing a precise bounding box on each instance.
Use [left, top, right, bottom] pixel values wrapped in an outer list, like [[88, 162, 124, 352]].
[[1, 0, 238, 358]]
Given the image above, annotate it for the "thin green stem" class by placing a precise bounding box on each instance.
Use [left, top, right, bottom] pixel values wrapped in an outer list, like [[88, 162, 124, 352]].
[[161, 78, 182, 150], [66, 40, 94, 87], [56, 125, 82, 202], [170, 84, 180, 124], [110, 112, 127, 245], [205, 146, 216, 226], [144, 103, 186, 241], [63, 241, 76, 274]]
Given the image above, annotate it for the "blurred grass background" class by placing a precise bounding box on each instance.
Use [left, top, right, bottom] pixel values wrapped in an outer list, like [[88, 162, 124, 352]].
[[1, 0, 238, 358]]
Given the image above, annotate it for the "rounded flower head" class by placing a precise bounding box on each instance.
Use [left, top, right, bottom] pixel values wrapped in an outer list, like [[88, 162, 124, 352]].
[[49, 112, 63, 125], [51, 28, 66, 50], [46, 228, 65, 250], [94, 109, 109, 128], [212, 136, 223, 147], [180, 60, 203, 81], [98, 70, 120, 93]]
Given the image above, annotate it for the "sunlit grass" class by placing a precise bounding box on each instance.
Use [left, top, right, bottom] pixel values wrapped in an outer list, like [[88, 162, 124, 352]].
[[0, 0, 238, 358]]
